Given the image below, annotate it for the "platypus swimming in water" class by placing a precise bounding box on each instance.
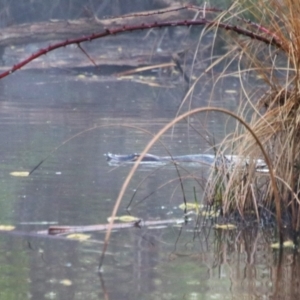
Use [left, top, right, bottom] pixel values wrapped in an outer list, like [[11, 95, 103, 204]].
[[106, 152, 221, 164], [106, 152, 268, 171]]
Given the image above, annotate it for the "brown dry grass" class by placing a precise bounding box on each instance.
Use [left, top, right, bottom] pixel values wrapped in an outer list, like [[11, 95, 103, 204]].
[[213, 0, 300, 231], [100, 0, 300, 265]]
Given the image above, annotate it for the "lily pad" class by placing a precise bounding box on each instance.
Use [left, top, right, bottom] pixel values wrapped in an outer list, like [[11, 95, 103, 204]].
[[201, 210, 220, 218], [0, 225, 15, 231], [214, 224, 236, 230], [271, 240, 295, 249], [66, 233, 91, 241], [179, 202, 204, 211], [10, 171, 30, 177], [107, 215, 140, 223], [59, 279, 72, 286]]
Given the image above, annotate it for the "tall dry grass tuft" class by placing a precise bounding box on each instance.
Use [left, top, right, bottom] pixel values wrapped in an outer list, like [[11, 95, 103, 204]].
[[100, 0, 300, 265], [205, 0, 300, 233]]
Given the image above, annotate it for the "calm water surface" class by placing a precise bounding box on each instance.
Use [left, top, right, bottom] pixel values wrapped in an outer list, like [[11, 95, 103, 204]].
[[0, 69, 297, 300], [0, 1, 299, 298]]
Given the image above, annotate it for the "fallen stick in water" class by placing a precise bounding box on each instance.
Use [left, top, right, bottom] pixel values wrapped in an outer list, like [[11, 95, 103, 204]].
[[41, 218, 185, 235]]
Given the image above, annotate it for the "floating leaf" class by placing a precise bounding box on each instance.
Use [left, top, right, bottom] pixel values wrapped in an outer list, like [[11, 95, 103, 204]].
[[107, 215, 140, 223], [118, 215, 140, 222], [271, 240, 295, 249], [10, 171, 29, 177], [66, 233, 91, 241], [0, 225, 15, 231], [19, 221, 58, 225], [214, 224, 236, 230], [201, 210, 220, 218], [179, 202, 204, 211], [59, 279, 72, 286]]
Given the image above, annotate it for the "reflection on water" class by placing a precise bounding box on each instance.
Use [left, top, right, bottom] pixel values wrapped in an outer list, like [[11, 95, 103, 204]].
[[0, 68, 298, 300], [0, 4, 298, 300]]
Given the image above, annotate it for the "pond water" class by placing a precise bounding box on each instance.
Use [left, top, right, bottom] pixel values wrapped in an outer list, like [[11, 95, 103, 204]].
[[0, 2, 299, 300], [0, 68, 297, 300]]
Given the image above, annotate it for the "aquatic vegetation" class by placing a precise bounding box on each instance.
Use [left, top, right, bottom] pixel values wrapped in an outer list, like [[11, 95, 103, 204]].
[[103, 0, 300, 255], [205, 0, 300, 234], [1, 0, 298, 257]]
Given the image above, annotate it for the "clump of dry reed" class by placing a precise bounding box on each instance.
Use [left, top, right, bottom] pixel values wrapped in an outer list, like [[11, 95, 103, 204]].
[[206, 0, 300, 233], [100, 1, 300, 263]]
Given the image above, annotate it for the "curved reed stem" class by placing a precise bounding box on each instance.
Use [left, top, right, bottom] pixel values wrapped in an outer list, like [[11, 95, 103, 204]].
[[99, 106, 282, 269]]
